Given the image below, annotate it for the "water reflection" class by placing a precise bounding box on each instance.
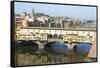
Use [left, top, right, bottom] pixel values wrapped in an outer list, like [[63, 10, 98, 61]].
[[15, 41, 96, 66]]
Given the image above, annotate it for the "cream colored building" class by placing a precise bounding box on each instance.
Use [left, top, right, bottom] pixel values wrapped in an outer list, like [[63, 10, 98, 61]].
[[15, 27, 96, 43]]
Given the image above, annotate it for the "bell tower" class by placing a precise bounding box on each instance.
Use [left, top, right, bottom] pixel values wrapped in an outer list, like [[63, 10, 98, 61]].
[[32, 9, 35, 22]]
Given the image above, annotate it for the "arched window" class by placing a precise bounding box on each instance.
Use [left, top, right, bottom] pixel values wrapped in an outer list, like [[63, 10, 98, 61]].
[[54, 34, 58, 38], [47, 34, 53, 38], [59, 34, 63, 39]]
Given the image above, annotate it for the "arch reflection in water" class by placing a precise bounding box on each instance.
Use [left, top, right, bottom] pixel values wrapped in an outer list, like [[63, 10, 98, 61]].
[[44, 41, 68, 54], [74, 42, 92, 57], [15, 41, 39, 54], [44, 41, 68, 63]]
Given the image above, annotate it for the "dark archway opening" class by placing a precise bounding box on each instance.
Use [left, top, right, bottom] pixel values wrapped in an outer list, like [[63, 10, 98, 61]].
[[15, 41, 39, 55], [74, 42, 92, 57]]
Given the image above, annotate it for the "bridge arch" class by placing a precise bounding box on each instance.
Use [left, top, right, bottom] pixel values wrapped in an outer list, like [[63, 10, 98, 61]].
[[15, 40, 39, 54]]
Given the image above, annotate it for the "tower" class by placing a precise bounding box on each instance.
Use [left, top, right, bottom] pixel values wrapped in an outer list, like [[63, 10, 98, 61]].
[[32, 9, 35, 22]]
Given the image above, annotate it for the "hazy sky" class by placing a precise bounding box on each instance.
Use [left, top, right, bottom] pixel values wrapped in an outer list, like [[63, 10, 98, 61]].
[[15, 2, 96, 20]]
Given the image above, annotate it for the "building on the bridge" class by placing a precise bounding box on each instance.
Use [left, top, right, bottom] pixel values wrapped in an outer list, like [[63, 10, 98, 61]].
[[15, 27, 96, 43]]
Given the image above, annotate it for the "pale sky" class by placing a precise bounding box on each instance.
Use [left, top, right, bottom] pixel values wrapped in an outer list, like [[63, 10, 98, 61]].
[[15, 2, 96, 20]]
